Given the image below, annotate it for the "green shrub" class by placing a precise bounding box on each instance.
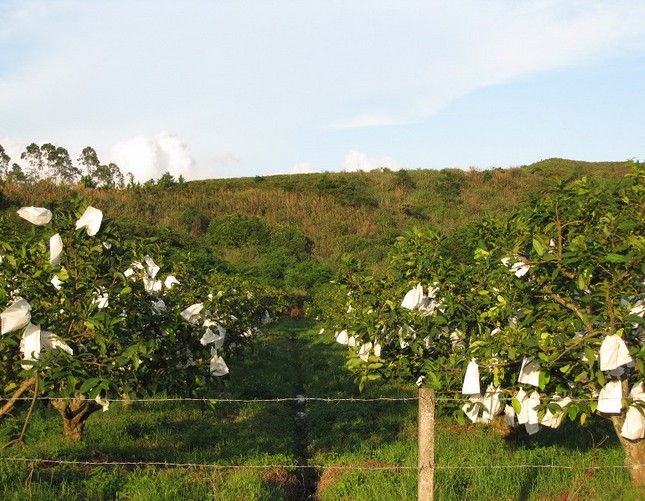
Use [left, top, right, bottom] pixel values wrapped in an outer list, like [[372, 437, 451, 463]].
[[207, 214, 271, 247]]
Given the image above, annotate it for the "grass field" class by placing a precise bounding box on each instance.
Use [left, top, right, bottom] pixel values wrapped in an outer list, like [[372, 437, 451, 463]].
[[0, 319, 641, 500]]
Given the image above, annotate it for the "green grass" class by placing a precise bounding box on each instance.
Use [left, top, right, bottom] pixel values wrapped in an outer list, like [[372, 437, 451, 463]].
[[0, 318, 642, 500]]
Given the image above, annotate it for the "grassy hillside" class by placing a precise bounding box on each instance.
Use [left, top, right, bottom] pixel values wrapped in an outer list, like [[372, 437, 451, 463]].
[[0, 158, 633, 301], [1, 159, 631, 259]]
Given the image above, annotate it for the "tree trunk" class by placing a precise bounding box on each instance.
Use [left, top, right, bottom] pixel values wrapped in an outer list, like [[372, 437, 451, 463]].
[[121, 393, 132, 411], [51, 397, 101, 441], [610, 413, 645, 487], [490, 414, 519, 437]]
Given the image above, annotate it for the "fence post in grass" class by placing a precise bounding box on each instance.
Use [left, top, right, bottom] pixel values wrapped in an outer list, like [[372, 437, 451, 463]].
[[418, 387, 435, 501]]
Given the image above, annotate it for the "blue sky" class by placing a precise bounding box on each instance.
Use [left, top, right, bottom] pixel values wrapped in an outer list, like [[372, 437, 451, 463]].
[[1, 0, 645, 181]]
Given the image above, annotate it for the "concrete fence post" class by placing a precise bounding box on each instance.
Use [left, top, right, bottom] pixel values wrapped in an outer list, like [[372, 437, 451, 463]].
[[418, 387, 435, 501]]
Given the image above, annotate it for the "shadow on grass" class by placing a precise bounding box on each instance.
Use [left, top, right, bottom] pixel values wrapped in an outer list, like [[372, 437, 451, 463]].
[[273, 319, 418, 461], [506, 414, 620, 453], [2, 318, 632, 500]]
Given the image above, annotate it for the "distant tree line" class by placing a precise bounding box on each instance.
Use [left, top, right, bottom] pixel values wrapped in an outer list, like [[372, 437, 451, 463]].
[[0, 142, 184, 189]]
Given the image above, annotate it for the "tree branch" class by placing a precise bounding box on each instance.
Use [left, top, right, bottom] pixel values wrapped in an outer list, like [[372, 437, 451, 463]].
[[541, 284, 590, 327], [0, 376, 37, 419], [0, 376, 39, 451]]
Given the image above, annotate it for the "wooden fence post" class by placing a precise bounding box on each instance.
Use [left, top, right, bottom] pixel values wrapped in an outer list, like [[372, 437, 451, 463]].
[[418, 387, 435, 501]]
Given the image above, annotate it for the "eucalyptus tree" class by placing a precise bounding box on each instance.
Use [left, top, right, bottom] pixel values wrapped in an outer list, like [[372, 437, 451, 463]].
[[41, 143, 80, 183], [20, 143, 79, 183], [78, 146, 124, 188], [20, 143, 45, 180], [0, 144, 10, 177]]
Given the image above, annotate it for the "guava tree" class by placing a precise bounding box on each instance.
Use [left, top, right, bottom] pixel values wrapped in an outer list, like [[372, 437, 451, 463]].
[[324, 230, 467, 393], [477, 169, 644, 482], [0, 201, 272, 440], [322, 168, 644, 484]]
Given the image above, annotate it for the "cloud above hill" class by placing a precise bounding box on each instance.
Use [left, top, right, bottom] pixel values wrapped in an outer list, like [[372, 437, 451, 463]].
[[111, 133, 195, 182], [342, 150, 403, 172]]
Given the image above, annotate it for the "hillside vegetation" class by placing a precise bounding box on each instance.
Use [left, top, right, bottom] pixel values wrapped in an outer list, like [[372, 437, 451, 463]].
[[0, 158, 633, 301]]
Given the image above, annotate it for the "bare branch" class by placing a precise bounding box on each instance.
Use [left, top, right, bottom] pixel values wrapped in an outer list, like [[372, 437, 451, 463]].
[[0, 376, 37, 419]]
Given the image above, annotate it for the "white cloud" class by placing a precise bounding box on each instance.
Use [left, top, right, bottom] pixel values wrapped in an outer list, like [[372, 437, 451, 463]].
[[291, 162, 316, 174], [0, 137, 25, 166], [474, 1, 645, 80], [207, 151, 244, 168], [330, 1, 645, 128], [110, 132, 195, 182], [330, 113, 412, 129], [341, 150, 402, 172]]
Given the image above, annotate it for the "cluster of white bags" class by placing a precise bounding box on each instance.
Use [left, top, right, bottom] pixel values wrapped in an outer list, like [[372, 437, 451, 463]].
[[335, 329, 382, 362], [1, 298, 73, 368], [4, 205, 233, 384], [401, 283, 443, 316], [459, 339, 644, 440], [180, 303, 229, 376], [1, 207, 105, 369]]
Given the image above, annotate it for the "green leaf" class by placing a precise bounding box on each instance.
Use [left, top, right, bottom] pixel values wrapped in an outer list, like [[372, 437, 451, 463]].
[[79, 377, 100, 394], [88, 385, 102, 399], [577, 273, 587, 291], [538, 352, 551, 363], [532, 238, 545, 257], [584, 346, 596, 370], [596, 370, 606, 387], [617, 219, 638, 230], [84, 318, 102, 331], [604, 253, 627, 263], [567, 405, 579, 421], [538, 370, 550, 390]]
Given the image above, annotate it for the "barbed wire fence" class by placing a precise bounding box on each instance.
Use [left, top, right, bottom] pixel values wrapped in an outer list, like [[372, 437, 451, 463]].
[[0, 393, 634, 474], [0, 456, 631, 472], [0, 394, 616, 403]]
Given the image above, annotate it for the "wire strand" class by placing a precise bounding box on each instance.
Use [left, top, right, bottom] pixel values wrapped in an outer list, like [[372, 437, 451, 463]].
[[0, 456, 635, 471], [0, 394, 611, 404]]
